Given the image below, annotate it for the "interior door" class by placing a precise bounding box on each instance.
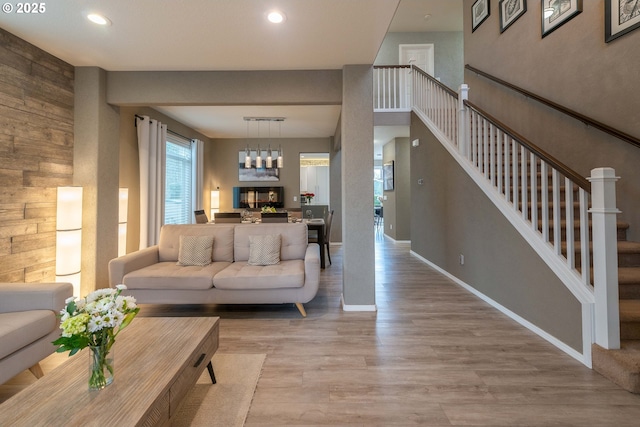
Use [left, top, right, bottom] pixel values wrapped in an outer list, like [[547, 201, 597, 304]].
[[399, 44, 434, 108], [399, 44, 434, 75]]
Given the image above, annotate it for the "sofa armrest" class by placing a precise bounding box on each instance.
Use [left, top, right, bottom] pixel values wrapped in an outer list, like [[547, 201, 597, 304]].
[[304, 243, 321, 278], [108, 246, 160, 288], [0, 282, 73, 314]]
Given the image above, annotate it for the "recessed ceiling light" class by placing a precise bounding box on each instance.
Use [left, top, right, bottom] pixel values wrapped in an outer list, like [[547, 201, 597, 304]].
[[267, 11, 286, 24], [87, 13, 111, 26]]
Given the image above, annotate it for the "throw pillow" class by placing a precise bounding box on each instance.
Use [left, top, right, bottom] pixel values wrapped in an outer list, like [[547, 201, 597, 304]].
[[248, 234, 281, 266], [177, 235, 214, 266]]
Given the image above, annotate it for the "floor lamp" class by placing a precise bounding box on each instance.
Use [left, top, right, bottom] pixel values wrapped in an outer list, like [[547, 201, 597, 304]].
[[56, 186, 82, 297], [210, 188, 220, 220], [118, 188, 128, 256]]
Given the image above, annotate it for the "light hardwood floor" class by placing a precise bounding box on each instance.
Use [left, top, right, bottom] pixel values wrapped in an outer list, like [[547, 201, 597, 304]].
[[4, 236, 640, 425]]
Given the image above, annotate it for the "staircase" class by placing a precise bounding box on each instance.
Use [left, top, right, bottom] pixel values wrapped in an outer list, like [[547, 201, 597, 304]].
[[373, 63, 640, 393], [552, 176, 640, 392], [490, 119, 640, 394], [593, 229, 640, 393]]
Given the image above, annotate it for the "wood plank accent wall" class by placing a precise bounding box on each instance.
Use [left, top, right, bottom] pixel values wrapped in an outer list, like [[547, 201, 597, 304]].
[[0, 29, 74, 283]]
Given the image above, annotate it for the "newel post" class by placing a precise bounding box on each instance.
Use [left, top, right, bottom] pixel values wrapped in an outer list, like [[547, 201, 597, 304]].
[[458, 84, 469, 157], [588, 167, 621, 349]]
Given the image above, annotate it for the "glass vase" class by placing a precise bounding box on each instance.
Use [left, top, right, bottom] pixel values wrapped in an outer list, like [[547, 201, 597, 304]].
[[88, 343, 114, 390]]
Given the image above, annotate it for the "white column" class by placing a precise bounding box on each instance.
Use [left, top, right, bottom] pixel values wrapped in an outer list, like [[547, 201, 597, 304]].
[[588, 167, 621, 349]]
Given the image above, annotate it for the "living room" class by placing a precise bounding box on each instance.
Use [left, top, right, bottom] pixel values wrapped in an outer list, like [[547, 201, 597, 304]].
[[3, 0, 640, 424]]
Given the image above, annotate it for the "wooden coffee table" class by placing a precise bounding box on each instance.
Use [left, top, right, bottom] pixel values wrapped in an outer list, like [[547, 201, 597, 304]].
[[0, 316, 219, 427]]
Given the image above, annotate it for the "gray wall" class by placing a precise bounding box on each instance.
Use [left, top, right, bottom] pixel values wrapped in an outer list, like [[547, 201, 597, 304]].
[[382, 137, 411, 241], [376, 32, 464, 90], [410, 115, 583, 352], [463, 0, 640, 240]]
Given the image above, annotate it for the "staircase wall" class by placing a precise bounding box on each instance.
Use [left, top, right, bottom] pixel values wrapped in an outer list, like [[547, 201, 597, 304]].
[[463, 0, 640, 241], [410, 114, 583, 352]]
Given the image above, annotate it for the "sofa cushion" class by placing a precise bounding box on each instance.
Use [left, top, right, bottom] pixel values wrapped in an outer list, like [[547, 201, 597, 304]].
[[177, 235, 213, 266], [248, 234, 281, 266], [234, 223, 307, 262], [0, 310, 56, 359], [213, 259, 305, 290], [158, 224, 234, 263], [123, 261, 231, 290]]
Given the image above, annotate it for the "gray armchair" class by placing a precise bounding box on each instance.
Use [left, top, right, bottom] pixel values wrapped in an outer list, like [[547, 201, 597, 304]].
[[0, 282, 73, 385]]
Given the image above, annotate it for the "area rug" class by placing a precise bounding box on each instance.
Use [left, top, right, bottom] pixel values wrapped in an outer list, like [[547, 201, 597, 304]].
[[172, 353, 266, 427]]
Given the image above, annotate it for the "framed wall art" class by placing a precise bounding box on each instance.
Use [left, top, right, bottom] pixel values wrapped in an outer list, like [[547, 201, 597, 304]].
[[472, 0, 491, 32], [383, 161, 394, 191], [542, 0, 582, 38], [499, 0, 527, 33], [605, 0, 640, 42]]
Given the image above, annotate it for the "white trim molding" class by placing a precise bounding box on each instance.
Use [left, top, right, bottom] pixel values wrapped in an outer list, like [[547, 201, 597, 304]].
[[341, 294, 377, 312]]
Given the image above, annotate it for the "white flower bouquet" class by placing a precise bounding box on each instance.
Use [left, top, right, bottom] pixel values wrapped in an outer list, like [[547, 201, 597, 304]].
[[53, 284, 139, 389]]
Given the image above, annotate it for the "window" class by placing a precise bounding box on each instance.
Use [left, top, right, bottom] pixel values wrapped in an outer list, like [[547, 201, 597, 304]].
[[165, 135, 193, 224]]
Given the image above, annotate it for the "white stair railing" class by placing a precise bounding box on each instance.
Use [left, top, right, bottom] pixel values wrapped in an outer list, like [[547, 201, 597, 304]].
[[373, 65, 412, 112], [409, 65, 621, 360]]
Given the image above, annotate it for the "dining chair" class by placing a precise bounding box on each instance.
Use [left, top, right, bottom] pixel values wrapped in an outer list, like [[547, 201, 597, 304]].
[[374, 206, 383, 231], [260, 212, 288, 223], [309, 209, 334, 265], [194, 209, 209, 224], [214, 212, 242, 223]]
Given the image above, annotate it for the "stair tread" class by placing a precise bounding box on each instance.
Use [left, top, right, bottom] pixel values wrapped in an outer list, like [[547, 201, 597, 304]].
[[618, 241, 640, 253], [592, 342, 640, 393], [620, 300, 640, 321], [594, 341, 640, 370], [619, 267, 640, 284]]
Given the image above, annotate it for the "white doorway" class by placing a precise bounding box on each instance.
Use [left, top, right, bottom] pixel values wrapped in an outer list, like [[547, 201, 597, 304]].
[[300, 153, 330, 206], [399, 44, 434, 75], [399, 44, 434, 107]]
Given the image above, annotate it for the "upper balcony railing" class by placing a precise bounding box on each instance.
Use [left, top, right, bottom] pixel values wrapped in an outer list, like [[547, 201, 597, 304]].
[[373, 65, 412, 112]]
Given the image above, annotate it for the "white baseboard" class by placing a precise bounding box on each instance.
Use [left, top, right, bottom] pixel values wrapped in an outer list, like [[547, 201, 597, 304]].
[[409, 250, 589, 367], [341, 294, 377, 312], [382, 234, 411, 244]]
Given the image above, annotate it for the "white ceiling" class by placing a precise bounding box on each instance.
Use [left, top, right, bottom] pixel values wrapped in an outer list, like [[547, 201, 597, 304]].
[[0, 0, 462, 155]]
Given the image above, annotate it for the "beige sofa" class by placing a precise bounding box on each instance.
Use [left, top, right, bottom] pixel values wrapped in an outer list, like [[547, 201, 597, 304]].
[[0, 282, 73, 385], [108, 223, 320, 317]]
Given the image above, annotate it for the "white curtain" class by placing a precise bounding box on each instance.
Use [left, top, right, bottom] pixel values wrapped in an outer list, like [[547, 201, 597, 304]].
[[137, 116, 167, 249], [191, 139, 204, 217]]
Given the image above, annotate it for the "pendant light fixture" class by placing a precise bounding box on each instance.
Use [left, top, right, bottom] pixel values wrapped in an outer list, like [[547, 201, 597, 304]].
[[243, 117, 285, 169], [244, 145, 252, 168], [277, 145, 284, 168], [266, 145, 273, 168], [256, 143, 262, 168]]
